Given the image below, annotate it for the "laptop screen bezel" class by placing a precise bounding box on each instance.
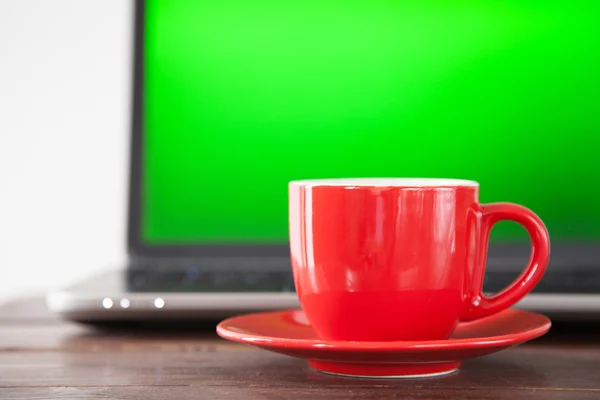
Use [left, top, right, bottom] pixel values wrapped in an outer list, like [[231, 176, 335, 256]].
[[126, 0, 598, 266]]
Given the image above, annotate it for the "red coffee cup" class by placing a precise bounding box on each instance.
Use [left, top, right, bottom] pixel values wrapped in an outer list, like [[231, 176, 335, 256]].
[[289, 178, 550, 341]]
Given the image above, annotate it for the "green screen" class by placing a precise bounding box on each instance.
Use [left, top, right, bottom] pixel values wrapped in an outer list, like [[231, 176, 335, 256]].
[[143, 0, 600, 244]]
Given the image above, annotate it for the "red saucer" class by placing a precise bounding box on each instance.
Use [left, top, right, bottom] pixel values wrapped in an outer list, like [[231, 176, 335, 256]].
[[217, 308, 550, 378]]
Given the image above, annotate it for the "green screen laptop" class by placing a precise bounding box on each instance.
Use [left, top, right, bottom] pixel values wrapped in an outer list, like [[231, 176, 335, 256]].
[[48, 0, 600, 322]]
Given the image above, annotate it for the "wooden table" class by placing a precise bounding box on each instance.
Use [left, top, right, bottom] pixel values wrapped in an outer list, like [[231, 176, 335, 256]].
[[1, 298, 599, 399]]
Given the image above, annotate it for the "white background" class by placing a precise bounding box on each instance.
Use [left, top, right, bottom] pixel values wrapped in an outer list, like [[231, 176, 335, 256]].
[[0, 0, 133, 303]]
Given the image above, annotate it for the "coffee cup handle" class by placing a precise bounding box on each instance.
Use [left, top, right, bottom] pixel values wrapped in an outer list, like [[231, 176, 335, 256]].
[[461, 202, 550, 321]]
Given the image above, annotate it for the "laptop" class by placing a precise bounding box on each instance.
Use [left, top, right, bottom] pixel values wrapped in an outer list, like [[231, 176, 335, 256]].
[[47, 0, 600, 323]]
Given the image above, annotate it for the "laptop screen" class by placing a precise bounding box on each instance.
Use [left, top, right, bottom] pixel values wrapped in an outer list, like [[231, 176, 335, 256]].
[[141, 0, 599, 246]]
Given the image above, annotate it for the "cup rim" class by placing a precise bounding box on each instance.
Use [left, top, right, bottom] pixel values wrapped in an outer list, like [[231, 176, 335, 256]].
[[289, 178, 479, 188]]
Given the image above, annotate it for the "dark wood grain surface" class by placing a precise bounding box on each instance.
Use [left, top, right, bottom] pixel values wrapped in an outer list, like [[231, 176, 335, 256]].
[[1, 298, 599, 400]]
